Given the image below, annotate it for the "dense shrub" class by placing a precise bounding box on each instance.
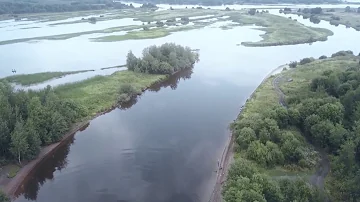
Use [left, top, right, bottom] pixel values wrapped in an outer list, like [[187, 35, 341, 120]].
[[126, 43, 199, 75], [299, 57, 315, 65], [0, 191, 9, 202], [289, 61, 297, 68], [319, 55, 327, 59], [331, 50, 354, 58], [223, 157, 324, 202]]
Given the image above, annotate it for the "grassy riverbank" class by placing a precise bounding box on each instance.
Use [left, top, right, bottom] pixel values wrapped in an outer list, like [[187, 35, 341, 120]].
[[2, 70, 94, 85], [223, 52, 360, 201], [54, 70, 165, 116]]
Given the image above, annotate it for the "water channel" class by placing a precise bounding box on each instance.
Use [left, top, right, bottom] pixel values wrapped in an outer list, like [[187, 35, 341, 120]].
[[1, 4, 359, 202]]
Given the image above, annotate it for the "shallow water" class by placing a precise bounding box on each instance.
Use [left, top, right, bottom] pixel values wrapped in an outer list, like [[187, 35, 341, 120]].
[[6, 6, 360, 202]]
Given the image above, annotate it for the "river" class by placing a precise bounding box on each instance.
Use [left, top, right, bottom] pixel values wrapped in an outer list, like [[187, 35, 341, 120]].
[[2, 5, 360, 202]]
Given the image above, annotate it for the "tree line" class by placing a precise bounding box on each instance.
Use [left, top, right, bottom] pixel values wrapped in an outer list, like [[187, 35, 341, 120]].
[[126, 43, 199, 75], [0, 83, 87, 165], [0, 0, 131, 15], [130, 0, 338, 6], [224, 50, 360, 201], [223, 158, 324, 202]]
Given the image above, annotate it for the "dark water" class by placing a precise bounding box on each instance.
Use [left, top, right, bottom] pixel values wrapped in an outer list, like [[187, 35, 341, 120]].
[[11, 9, 360, 202]]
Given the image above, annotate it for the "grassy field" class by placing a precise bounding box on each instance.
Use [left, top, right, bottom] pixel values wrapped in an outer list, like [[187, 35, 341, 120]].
[[92, 28, 171, 42], [3, 70, 94, 85], [228, 13, 333, 47], [54, 70, 165, 116], [290, 8, 360, 31]]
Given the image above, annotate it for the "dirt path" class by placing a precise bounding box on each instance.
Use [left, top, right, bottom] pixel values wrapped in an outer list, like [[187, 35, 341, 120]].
[[272, 74, 330, 195]]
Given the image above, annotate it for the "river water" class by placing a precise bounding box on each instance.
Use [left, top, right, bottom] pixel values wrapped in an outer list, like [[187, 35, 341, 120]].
[[3, 5, 360, 202]]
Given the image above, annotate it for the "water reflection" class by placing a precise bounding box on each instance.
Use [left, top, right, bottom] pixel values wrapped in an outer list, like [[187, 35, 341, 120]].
[[119, 68, 193, 110], [15, 137, 75, 201], [14, 70, 193, 201]]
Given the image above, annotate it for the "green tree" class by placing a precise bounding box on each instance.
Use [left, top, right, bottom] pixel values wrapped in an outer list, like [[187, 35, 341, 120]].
[[10, 119, 29, 164], [310, 120, 334, 149], [265, 141, 284, 166], [317, 102, 344, 124], [48, 112, 68, 142], [236, 127, 256, 149], [0, 117, 10, 158], [247, 141, 268, 166], [345, 6, 351, 12], [281, 136, 302, 163], [24, 119, 41, 159], [126, 51, 138, 71]]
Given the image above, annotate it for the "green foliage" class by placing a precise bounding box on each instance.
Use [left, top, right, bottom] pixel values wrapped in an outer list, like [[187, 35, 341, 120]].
[[289, 61, 298, 68], [223, 157, 323, 202], [126, 43, 199, 75], [0, 81, 87, 164], [236, 127, 256, 149], [7, 165, 20, 178], [0, 191, 9, 202], [227, 53, 360, 202], [331, 50, 354, 58], [299, 57, 315, 65], [319, 55, 327, 59]]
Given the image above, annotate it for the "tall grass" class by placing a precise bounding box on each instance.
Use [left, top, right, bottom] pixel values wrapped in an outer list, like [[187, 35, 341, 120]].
[[3, 70, 94, 85]]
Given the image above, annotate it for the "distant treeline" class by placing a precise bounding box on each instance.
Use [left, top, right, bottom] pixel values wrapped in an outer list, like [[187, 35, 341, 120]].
[[0, 0, 131, 14], [126, 43, 199, 74], [129, 0, 339, 6]]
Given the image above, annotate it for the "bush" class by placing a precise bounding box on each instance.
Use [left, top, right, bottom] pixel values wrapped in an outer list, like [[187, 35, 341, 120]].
[[331, 16, 340, 20], [331, 50, 354, 58], [0, 191, 10, 202], [119, 83, 138, 95], [289, 61, 298, 68], [319, 55, 327, 59], [299, 57, 315, 65]]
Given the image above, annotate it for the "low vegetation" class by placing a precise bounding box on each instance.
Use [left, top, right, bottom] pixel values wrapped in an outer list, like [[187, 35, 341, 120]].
[[231, 12, 333, 47], [224, 51, 360, 201], [54, 71, 165, 113], [3, 70, 94, 86], [126, 43, 199, 74], [91, 28, 171, 42], [0, 191, 9, 202], [291, 7, 360, 31]]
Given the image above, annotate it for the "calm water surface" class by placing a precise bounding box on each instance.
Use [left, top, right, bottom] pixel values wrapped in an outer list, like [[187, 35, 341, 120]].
[[5, 7, 360, 202]]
